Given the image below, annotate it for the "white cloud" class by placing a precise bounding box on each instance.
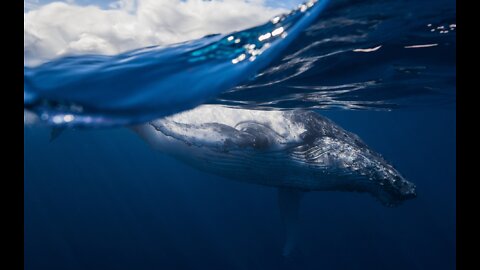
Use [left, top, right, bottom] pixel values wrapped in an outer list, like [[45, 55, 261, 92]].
[[24, 0, 287, 66]]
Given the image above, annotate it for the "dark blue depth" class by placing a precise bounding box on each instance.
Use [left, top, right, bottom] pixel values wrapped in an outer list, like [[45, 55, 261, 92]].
[[24, 109, 455, 270]]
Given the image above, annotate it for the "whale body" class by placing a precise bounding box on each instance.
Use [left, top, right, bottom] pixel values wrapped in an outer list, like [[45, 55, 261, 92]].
[[134, 105, 416, 206], [133, 105, 416, 255]]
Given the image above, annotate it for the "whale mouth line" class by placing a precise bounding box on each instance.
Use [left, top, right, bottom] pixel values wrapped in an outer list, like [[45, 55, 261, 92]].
[[373, 184, 417, 207]]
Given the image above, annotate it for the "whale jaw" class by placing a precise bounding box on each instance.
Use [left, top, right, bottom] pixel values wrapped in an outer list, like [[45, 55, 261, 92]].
[[373, 177, 417, 207]]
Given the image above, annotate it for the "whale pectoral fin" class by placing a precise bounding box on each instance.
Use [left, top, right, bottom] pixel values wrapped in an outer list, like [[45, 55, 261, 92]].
[[277, 187, 303, 257]]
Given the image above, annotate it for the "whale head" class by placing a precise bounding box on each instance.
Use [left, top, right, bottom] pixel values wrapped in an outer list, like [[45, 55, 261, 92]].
[[371, 165, 417, 207], [358, 158, 417, 207], [295, 111, 417, 207]]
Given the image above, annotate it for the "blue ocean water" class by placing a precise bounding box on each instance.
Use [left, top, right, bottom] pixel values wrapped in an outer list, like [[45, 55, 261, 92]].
[[24, 0, 330, 127], [24, 0, 456, 269]]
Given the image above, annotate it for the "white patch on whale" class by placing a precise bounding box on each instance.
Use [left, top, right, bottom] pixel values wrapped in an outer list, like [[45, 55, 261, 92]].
[[161, 105, 307, 144]]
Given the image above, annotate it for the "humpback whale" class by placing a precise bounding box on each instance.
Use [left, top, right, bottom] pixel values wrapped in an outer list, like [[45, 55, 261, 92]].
[[133, 105, 416, 256]]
